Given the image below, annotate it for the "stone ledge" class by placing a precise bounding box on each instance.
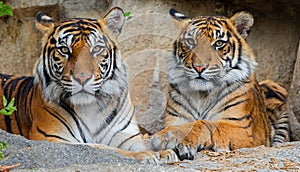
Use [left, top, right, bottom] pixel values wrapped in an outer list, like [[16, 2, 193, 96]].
[[1, 129, 300, 171]]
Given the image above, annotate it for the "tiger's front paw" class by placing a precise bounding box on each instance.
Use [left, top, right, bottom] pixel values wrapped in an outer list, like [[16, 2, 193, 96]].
[[146, 131, 198, 161], [146, 126, 182, 151], [145, 124, 199, 161], [173, 141, 198, 161]]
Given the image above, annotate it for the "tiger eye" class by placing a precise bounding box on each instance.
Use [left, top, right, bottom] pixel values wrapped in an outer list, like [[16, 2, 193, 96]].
[[215, 40, 224, 47], [187, 39, 194, 45], [92, 45, 102, 54], [59, 46, 69, 54]]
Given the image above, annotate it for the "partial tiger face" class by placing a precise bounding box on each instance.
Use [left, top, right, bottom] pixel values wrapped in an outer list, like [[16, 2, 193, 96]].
[[35, 8, 125, 104], [170, 9, 257, 91]]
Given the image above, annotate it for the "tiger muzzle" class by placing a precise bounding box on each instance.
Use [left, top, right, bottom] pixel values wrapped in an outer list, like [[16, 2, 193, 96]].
[[74, 73, 92, 85]]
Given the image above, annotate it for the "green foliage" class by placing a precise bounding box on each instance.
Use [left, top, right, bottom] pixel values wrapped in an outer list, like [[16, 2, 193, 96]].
[[0, 1, 13, 17], [0, 95, 17, 116], [124, 11, 131, 17], [0, 142, 7, 159]]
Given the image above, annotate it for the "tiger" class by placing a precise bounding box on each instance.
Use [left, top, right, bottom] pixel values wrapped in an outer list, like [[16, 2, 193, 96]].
[[0, 7, 179, 164], [146, 8, 290, 160]]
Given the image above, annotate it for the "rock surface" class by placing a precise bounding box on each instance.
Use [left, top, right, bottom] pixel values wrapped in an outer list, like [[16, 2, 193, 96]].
[[289, 40, 300, 140], [1, 129, 300, 171]]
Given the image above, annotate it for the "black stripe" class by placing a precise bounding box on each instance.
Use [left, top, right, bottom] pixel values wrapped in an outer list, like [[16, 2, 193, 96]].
[[27, 84, 34, 127], [224, 92, 247, 105], [41, 47, 52, 85], [4, 116, 12, 133], [45, 108, 80, 142], [166, 104, 180, 117], [166, 109, 178, 117], [224, 113, 251, 121], [37, 127, 69, 142], [58, 20, 100, 35], [229, 23, 242, 70], [276, 126, 289, 130], [240, 120, 253, 129], [107, 109, 135, 146], [193, 20, 207, 26], [95, 101, 120, 137], [201, 83, 242, 119], [274, 132, 288, 138], [260, 84, 286, 102], [56, 22, 79, 31], [14, 77, 31, 136], [105, 109, 117, 125], [59, 101, 87, 143], [4, 77, 24, 100], [169, 83, 198, 118], [97, 91, 124, 142], [117, 133, 140, 149], [3, 76, 27, 134], [223, 99, 249, 112], [210, 22, 221, 28]]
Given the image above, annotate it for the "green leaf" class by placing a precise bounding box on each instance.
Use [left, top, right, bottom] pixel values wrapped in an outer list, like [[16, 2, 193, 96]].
[[0, 1, 13, 17], [0, 96, 17, 116], [2, 95, 7, 107], [7, 97, 16, 110], [0, 142, 7, 159], [124, 11, 131, 17], [0, 142, 6, 150], [0, 109, 9, 115]]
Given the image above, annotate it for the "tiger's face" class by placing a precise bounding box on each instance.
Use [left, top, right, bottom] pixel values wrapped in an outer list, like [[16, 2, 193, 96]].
[[170, 9, 257, 91], [35, 8, 126, 105]]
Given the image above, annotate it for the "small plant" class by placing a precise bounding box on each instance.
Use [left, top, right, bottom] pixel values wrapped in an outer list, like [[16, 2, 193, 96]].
[[0, 1, 13, 17], [0, 95, 17, 116], [124, 11, 131, 17], [124, 11, 132, 20], [0, 141, 7, 159]]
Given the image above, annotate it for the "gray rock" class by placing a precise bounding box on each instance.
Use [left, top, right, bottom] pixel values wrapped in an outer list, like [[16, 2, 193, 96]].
[[289, 40, 300, 140], [1, 129, 300, 171]]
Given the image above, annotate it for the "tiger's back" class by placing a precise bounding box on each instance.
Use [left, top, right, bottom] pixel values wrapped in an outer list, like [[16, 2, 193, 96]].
[[260, 80, 290, 144], [0, 74, 35, 138]]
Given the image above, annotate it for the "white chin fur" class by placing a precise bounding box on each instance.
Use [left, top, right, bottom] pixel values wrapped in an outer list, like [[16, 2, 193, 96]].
[[189, 79, 215, 91], [69, 93, 97, 105]]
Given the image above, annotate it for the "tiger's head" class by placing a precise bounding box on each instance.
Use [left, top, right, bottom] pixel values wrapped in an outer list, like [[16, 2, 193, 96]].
[[168, 9, 257, 92], [34, 7, 126, 105]]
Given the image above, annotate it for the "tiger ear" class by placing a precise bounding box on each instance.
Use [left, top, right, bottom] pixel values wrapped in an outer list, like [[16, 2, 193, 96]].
[[230, 11, 254, 39], [101, 7, 125, 37], [36, 12, 55, 32], [169, 8, 191, 29]]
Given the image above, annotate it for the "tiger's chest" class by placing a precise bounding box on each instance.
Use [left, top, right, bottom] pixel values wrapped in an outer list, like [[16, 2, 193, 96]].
[[184, 88, 249, 121], [71, 102, 118, 143]]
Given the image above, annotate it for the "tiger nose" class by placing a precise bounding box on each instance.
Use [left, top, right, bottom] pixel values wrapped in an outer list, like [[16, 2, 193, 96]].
[[74, 73, 92, 85], [193, 65, 206, 73]]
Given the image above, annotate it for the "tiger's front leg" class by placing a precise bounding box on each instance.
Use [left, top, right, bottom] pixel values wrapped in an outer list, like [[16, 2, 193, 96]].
[[146, 120, 266, 160]]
